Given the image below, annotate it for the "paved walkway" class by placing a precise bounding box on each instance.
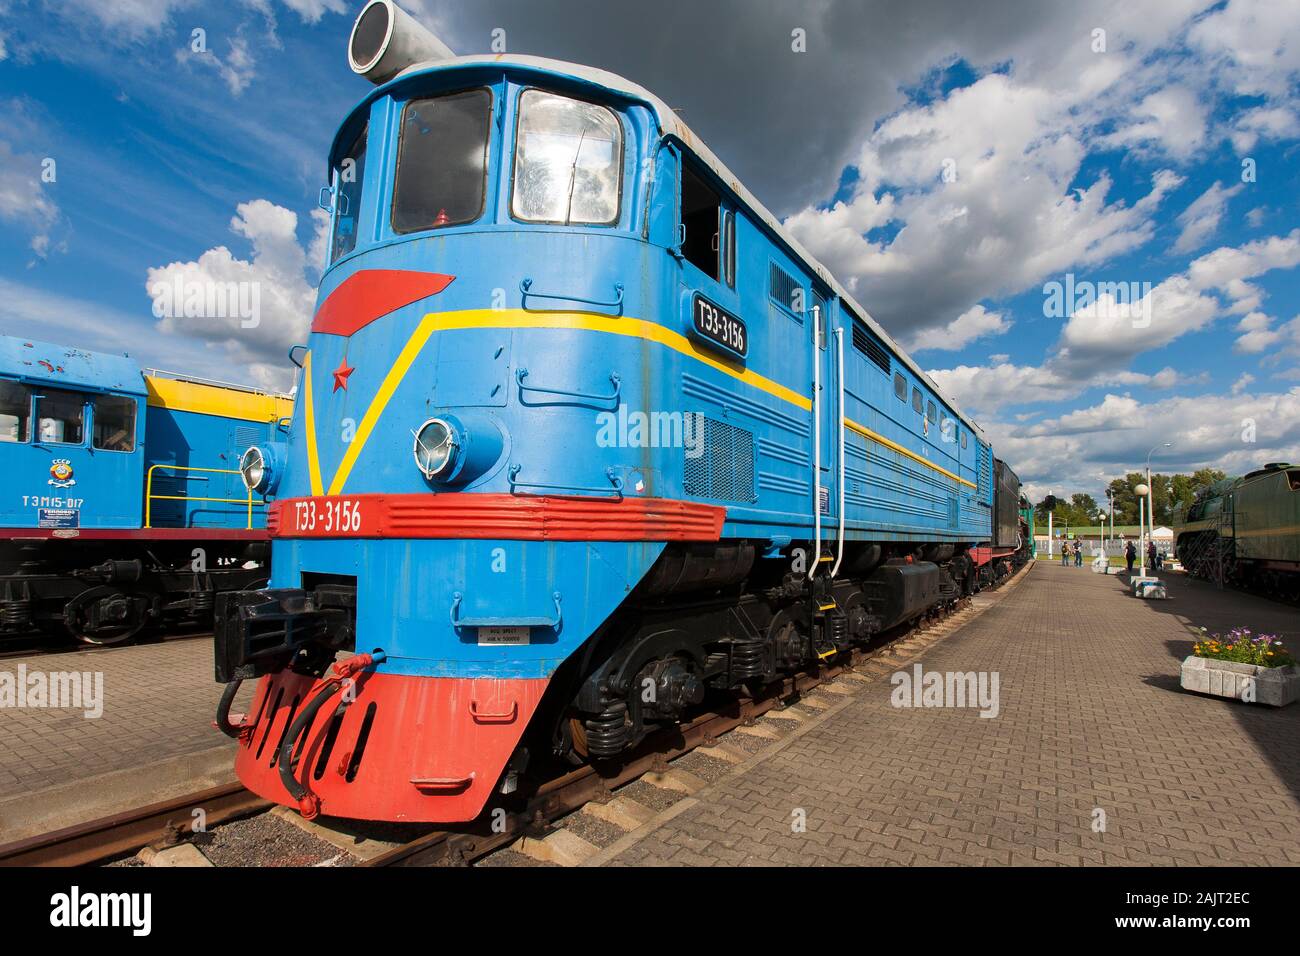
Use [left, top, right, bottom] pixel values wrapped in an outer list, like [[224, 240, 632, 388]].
[[0, 637, 246, 801], [603, 562, 1300, 866]]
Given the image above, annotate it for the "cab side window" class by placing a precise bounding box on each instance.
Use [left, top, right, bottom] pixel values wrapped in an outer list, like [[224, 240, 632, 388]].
[[93, 395, 137, 452], [330, 127, 367, 263], [0, 380, 30, 442], [35, 388, 85, 445], [680, 162, 720, 279]]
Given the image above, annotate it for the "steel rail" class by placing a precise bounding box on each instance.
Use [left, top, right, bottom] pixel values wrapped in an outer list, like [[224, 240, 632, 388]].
[[0, 781, 268, 867]]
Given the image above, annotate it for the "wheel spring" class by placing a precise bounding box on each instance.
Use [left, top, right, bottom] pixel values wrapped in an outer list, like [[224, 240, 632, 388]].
[[190, 590, 215, 615], [826, 611, 849, 647], [1, 599, 31, 627], [584, 701, 629, 758], [731, 641, 768, 680]]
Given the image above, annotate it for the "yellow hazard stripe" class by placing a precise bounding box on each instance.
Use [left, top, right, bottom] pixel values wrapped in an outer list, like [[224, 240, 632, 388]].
[[301, 352, 324, 498], [310, 308, 976, 495], [844, 417, 976, 489]]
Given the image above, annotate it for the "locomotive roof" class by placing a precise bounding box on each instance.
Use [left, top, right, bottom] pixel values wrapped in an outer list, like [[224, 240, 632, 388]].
[[334, 54, 984, 439], [0, 333, 145, 395]]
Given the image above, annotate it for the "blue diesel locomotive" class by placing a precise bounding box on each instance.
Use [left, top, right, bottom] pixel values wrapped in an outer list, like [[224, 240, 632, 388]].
[[0, 334, 292, 644], [214, 1, 1024, 823]]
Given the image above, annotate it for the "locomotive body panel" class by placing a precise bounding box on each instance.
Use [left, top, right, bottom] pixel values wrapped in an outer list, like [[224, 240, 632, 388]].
[[216, 38, 1020, 823]]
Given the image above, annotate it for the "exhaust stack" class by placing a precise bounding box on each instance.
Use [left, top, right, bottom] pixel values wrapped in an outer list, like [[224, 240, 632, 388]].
[[349, 0, 456, 86]]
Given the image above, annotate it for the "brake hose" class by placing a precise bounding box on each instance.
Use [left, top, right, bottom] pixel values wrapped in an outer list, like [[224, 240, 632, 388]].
[[277, 652, 385, 819]]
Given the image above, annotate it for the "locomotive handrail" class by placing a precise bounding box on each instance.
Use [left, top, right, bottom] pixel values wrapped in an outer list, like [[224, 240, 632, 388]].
[[519, 276, 625, 314], [831, 325, 847, 577], [506, 464, 624, 499], [145, 464, 261, 530], [515, 367, 621, 407], [450, 590, 563, 632]]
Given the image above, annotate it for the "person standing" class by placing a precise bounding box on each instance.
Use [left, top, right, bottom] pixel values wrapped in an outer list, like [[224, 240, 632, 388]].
[[1125, 539, 1136, 575], [1147, 540, 1158, 572], [1074, 540, 1082, 567], [1061, 541, 1070, 566]]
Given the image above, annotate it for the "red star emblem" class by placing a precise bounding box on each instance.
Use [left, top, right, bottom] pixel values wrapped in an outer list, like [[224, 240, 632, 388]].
[[332, 358, 355, 392]]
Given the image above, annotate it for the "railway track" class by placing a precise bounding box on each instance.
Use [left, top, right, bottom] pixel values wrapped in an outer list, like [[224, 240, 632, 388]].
[[0, 562, 1030, 868]]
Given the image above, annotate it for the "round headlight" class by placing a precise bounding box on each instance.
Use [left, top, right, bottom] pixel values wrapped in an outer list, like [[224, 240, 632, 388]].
[[239, 443, 284, 496], [240, 447, 266, 492], [413, 418, 458, 479]]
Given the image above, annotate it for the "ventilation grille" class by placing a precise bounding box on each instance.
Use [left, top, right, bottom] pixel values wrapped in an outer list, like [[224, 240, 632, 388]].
[[851, 320, 891, 374], [769, 263, 801, 313], [235, 426, 261, 449], [683, 413, 756, 503]]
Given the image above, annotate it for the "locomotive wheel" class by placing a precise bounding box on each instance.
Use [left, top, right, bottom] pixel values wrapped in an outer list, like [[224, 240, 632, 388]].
[[64, 586, 153, 646]]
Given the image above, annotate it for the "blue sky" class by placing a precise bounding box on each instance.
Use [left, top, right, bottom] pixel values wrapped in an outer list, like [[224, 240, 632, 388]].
[[0, 0, 1297, 502]]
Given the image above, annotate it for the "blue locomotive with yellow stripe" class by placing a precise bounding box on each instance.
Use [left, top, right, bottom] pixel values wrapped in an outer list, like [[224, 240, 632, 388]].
[[214, 1, 1023, 824], [0, 334, 291, 644]]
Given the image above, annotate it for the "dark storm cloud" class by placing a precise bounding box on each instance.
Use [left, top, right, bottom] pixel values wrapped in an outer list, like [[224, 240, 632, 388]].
[[412, 0, 1097, 217]]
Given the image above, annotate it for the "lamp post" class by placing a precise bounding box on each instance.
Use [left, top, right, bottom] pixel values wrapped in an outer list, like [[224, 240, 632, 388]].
[[1106, 489, 1115, 546], [1135, 483, 1150, 577], [1144, 442, 1175, 572]]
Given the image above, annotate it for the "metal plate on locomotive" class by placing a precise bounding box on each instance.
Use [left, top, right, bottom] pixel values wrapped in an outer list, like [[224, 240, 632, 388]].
[[690, 293, 747, 358]]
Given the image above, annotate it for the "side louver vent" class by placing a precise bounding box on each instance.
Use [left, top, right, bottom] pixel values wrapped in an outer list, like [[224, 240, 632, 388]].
[[683, 413, 756, 503]]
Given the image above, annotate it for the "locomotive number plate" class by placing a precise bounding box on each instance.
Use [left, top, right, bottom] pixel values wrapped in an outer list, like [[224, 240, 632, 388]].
[[289, 497, 364, 534], [691, 294, 747, 357]]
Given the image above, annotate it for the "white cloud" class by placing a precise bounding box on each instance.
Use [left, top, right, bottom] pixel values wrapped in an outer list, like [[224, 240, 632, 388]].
[[55, 0, 343, 36], [785, 67, 1184, 342], [278, 0, 347, 23], [1172, 181, 1243, 254], [56, 0, 195, 36], [1234, 312, 1300, 358], [1229, 105, 1300, 152], [1232, 373, 1255, 395], [1188, 0, 1300, 98], [1054, 274, 1220, 372], [179, 33, 257, 95], [1187, 228, 1300, 313], [0, 138, 60, 261], [1099, 87, 1208, 159], [907, 304, 1011, 353], [981, 386, 1300, 501], [145, 199, 328, 389]]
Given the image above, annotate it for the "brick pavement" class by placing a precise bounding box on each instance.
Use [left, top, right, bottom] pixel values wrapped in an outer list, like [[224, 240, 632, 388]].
[[0, 637, 246, 800], [602, 563, 1300, 866]]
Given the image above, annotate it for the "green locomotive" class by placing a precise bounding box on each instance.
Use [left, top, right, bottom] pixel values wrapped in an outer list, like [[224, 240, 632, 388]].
[[1173, 463, 1300, 601]]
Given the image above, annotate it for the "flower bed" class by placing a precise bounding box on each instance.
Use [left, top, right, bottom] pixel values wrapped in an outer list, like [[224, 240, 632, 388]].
[[1192, 628, 1294, 667], [1181, 629, 1298, 707]]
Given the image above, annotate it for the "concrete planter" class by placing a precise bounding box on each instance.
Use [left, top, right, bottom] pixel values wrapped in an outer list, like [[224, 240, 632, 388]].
[[1180, 656, 1300, 707]]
